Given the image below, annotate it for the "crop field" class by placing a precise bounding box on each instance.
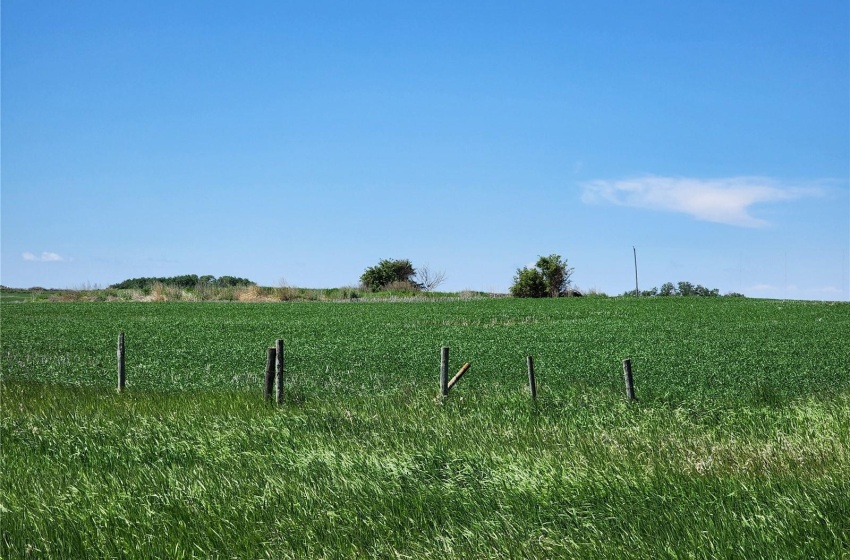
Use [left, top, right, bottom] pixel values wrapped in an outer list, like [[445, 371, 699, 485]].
[[2, 297, 850, 558]]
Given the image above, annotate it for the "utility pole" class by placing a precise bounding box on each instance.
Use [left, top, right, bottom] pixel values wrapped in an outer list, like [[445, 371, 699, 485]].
[[633, 246, 639, 297]]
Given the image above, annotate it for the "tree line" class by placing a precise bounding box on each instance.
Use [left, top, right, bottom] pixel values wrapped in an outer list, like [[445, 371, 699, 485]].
[[110, 275, 255, 290], [624, 281, 744, 298]]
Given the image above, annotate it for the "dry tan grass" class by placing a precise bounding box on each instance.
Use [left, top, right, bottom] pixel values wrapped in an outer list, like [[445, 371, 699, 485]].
[[150, 282, 169, 302], [276, 285, 300, 301], [146, 282, 190, 302], [236, 285, 263, 302], [236, 286, 279, 302]]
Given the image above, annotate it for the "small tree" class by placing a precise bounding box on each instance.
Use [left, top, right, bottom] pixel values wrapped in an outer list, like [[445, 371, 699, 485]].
[[511, 254, 574, 298], [360, 259, 417, 292], [659, 282, 677, 296], [536, 254, 574, 298], [677, 281, 695, 297], [510, 267, 548, 298]]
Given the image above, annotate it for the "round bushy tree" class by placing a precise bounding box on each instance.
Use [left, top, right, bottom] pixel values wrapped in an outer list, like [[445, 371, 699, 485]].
[[510, 267, 548, 298], [360, 259, 417, 291], [510, 254, 573, 298]]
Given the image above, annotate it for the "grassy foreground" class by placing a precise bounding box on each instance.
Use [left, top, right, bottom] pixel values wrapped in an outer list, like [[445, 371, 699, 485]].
[[2, 298, 849, 558], [5, 382, 849, 559]]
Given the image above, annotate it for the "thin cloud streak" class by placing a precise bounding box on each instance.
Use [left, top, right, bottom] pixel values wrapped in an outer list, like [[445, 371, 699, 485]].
[[22, 251, 65, 262], [581, 177, 820, 227]]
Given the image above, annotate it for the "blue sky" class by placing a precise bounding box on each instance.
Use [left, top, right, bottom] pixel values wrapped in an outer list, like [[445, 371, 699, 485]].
[[2, 1, 848, 299]]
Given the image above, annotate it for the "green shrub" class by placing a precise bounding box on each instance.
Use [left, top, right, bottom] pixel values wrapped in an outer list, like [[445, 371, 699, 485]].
[[510, 267, 548, 298], [510, 254, 573, 298], [360, 259, 417, 292]]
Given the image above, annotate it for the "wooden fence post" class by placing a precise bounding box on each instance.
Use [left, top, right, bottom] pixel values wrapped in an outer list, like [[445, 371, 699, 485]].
[[117, 332, 126, 392], [275, 339, 285, 405], [264, 347, 276, 402], [527, 356, 537, 401], [623, 358, 636, 401], [446, 363, 471, 392], [440, 347, 449, 397]]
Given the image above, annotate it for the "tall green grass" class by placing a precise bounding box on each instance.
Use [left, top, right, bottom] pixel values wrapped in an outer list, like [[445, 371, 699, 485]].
[[4, 382, 848, 558], [2, 298, 849, 557]]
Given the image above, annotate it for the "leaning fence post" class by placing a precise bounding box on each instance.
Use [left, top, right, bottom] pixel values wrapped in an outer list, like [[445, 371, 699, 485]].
[[447, 363, 471, 392], [275, 339, 285, 405], [527, 356, 537, 401], [264, 347, 276, 402], [440, 347, 449, 397], [623, 357, 636, 401], [117, 332, 126, 392]]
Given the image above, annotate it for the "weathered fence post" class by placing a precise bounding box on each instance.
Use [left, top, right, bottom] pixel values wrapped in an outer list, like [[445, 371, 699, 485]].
[[447, 363, 471, 392], [264, 347, 276, 402], [275, 339, 285, 405], [440, 347, 449, 397], [527, 356, 537, 401], [623, 358, 636, 401], [117, 332, 126, 392]]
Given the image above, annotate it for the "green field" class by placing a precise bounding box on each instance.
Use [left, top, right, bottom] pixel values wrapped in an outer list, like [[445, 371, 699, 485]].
[[2, 298, 849, 558]]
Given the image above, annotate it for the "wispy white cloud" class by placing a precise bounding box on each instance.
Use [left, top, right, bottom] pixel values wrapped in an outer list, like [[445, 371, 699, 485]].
[[581, 176, 820, 227], [22, 251, 65, 262]]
